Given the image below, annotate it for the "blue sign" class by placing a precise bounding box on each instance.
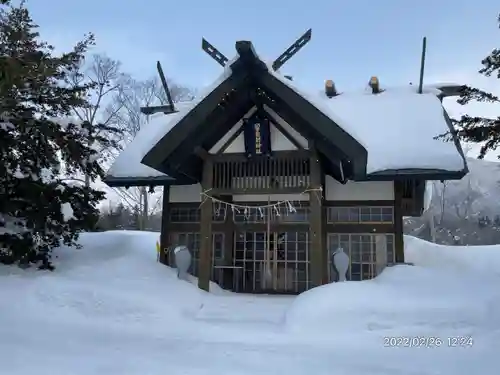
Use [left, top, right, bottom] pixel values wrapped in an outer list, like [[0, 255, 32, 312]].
[[243, 116, 271, 157]]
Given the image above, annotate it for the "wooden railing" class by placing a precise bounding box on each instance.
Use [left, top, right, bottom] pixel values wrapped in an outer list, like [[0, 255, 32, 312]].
[[211, 152, 310, 194]]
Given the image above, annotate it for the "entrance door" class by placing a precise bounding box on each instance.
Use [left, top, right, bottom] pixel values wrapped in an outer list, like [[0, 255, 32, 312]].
[[233, 231, 309, 293]]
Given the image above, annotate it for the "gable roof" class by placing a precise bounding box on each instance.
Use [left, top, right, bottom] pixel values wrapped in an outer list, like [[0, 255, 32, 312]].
[[105, 41, 467, 187], [140, 42, 368, 183]]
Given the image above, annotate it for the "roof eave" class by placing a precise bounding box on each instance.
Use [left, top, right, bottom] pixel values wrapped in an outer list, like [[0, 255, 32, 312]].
[[103, 175, 177, 188], [359, 168, 468, 181], [141, 72, 248, 176]]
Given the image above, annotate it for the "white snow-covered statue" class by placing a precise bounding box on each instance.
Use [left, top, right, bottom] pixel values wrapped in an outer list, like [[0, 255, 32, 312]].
[[331, 247, 350, 282], [174, 245, 192, 281]]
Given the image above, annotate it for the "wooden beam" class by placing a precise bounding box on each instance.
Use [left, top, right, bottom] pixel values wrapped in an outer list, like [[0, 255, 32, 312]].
[[159, 185, 171, 265], [198, 158, 214, 291], [308, 144, 326, 287], [393, 181, 405, 263], [217, 125, 244, 154], [320, 171, 328, 284], [194, 146, 211, 160]]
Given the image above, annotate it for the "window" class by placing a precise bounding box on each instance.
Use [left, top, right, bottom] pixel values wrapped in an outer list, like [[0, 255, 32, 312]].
[[277, 206, 309, 223], [168, 232, 224, 276], [212, 206, 227, 223], [327, 233, 395, 282], [169, 206, 226, 223], [327, 206, 393, 223], [233, 205, 268, 223], [170, 208, 200, 223], [233, 203, 309, 224]]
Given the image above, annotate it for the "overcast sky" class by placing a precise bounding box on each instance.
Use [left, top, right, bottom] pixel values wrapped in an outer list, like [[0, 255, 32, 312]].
[[29, 0, 499, 161]]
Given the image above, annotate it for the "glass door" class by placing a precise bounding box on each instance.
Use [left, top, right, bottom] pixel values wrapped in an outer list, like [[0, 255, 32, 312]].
[[232, 201, 311, 293]]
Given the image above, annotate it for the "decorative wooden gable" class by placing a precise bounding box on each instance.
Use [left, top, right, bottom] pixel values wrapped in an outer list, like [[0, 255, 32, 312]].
[[209, 106, 308, 154]]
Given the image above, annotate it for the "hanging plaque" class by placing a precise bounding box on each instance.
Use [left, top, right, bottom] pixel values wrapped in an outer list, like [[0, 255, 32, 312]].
[[243, 115, 271, 157]]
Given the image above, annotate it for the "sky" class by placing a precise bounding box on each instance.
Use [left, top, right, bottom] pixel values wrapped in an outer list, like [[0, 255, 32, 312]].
[[28, 0, 499, 159]]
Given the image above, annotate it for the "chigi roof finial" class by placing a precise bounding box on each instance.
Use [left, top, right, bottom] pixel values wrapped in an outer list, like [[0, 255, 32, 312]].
[[200, 29, 312, 76]]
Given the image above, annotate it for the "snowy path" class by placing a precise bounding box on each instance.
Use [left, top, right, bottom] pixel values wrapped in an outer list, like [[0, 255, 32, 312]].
[[1, 231, 499, 375]]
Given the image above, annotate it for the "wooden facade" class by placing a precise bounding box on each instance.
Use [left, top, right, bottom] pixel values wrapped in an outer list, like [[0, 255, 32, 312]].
[[157, 147, 422, 294], [106, 37, 467, 295]]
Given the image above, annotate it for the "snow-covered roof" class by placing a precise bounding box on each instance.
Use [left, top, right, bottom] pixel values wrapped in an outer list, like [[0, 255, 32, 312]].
[[105, 53, 466, 185], [104, 100, 220, 186], [320, 89, 464, 175], [268, 72, 465, 175]]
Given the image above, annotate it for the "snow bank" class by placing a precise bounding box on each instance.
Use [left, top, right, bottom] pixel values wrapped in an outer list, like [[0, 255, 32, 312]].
[[1, 231, 499, 375], [286, 265, 499, 335], [285, 235, 500, 341], [405, 234, 500, 276]]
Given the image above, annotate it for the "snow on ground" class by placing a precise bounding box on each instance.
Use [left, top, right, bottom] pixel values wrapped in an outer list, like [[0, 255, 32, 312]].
[[1, 231, 499, 375]]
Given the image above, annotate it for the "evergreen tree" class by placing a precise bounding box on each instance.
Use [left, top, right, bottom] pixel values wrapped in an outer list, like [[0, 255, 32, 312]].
[[0, 2, 120, 269], [453, 14, 500, 158]]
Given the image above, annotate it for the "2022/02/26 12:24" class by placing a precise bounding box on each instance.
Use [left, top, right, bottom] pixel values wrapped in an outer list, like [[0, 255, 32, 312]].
[[383, 336, 474, 347]]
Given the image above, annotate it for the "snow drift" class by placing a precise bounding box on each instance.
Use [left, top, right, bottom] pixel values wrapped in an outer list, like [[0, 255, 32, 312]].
[[1, 231, 499, 375]]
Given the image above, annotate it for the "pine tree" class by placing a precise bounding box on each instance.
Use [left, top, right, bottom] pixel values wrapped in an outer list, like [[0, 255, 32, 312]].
[[0, 2, 120, 269], [453, 14, 500, 158]]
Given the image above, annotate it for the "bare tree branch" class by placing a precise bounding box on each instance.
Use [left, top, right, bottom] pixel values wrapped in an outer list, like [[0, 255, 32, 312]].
[[116, 75, 195, 139], [109, 76, 194, 229], [67, 53, 127, 186]]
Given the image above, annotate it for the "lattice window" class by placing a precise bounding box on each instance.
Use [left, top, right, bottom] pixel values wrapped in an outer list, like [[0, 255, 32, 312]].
[[327, 206, 394, 224], [327, 233, 395, 282], [168, 232, 224, 276], [169, 206, 226, 223], [170, 208, 200, 223], [233, 203, 309, 224], [233, 231, 311, 293]]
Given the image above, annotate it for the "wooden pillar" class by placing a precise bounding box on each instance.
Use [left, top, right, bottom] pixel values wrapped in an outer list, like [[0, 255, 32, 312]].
[[222, 195, 235, 290], [222, 195, 234, 265], [309, 146, 325, 287], [198, 158, 214, 291], [320, 172, 328, 284], [159, 185, 171, 265], [393, 181, 405, 263]]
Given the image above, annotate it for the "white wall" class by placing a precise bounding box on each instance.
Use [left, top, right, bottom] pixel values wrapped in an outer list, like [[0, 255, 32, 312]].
[[169, 184, 308, 203], [169, 178, 394, 203], [169, 184, 202, 202], [233, 194, 308, 202], [325, 176, 394, 201], [170, 184, 309, 203], [208, 106, 308, 154]]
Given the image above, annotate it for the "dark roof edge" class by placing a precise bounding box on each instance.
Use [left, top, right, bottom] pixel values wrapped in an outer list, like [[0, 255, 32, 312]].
[[436, 84, 466, 98], [141, 71, 245, 172], [103, 175, 177, 188], [360, 168, 467, 181]]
